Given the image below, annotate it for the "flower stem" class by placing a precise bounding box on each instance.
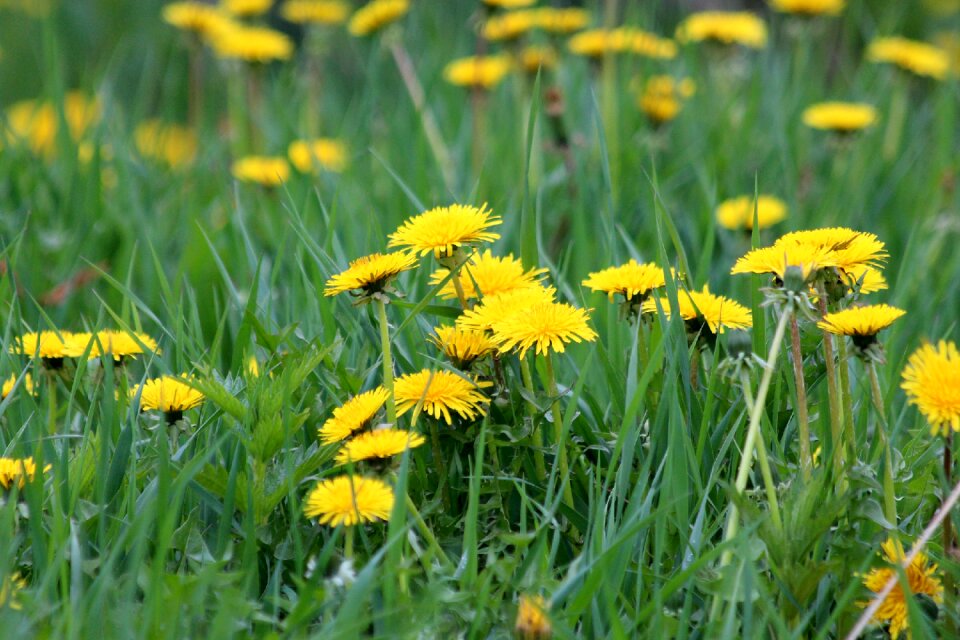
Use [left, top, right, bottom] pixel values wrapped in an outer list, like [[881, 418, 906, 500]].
[[738, 370, 783, 533], [429, 419, 450, 510], [404, 494, 452, 570], [867, 363, 897, 525], [375, 299, 397, 425], [816, 286, 845, 487], [836, 337, 856, 466], [519, 355, 548, 483], [451, 272, 470, 311], [47, 372, 58, 435], [789, 315, 813, 481], [544, 352, 575, 512]]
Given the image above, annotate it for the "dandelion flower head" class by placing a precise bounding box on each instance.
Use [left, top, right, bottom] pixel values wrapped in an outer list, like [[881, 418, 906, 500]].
[[457, 286, 557, 333], [643, 286, 753, 334], [132, 376, 205, 415], [388, 203, 502, 259], [867, 36, 950, 79], [490, 300, 598, 358], [393, 369, 491, 425], [582, 260, 674, 303], [768, 0, 845, 16], [335, 428, 425, 465], [288, 138, 347, 173], [319, 387, 391, 444], [231, 156, 291, 185], [860, 538, 943, 639], [1, 373, 35, 400], [428, 250, 547, 301], [443, 55, 513, 89], [515, 594, 552, 639], [430, 326, 499, 369], [348, 0, 409, 37], [716, 194, 787, 231], [676, 11, 768, 48], [280, 0, 349, 24], [901, 340, 960, 435], [802, 102, 878, 133], [323, 252, 418, 298], [303, 475, 394, 526]]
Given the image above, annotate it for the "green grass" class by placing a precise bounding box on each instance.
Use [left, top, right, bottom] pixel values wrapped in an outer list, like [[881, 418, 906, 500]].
[[1, 0, 959, 637]]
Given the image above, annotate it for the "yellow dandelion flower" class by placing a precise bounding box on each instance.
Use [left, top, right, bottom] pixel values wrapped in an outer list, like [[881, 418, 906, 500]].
[[778, 227, 888, 272], [323, 251, 418, 298], [643, 286, 753, 334], [221, 0, 272, 17], [443, 55, 513, 90], [3, 93, 99, 158], [627, 29, 678, 58], [490, 300, 598, 358], [319, 387, 391, 444], [348, 0, 409, 37], [0, 572, 26, 610], [210, 25, 294, 63], [131, 376, 205, 422], [582, 260, 673, 303], [536, 8, 591, 35], [280, 0, 348, 24], [87, 330, 160, 362], [840, 265, 887, 295], [394, 369, 491, 425], [901, 340, 960, 435], [335, 428, 425, 464], [867, 36, 950, 80], [731, 239, 838, 281], [483, 0, 536, 8], [676, 11, 768, 48], [457, 286, 557, 333], [430, 326, 499, 369], [515, 594, 552, 640], [428, 250, 547, 301], [569, 28, 675, 59], [484, 10, 539, 41], [860, 538, 943, 640], [135, 120, 196, 168], [716, 195, 787, 231], [817, 305, 905, 358], [387, 203, 502, 259], [768, 0, 845, 16], [162, 2, 230, 36], [1, 373, 35, 400], [231, 156, 291, 186], [802, 102, 878, 133], [303, 475, 394, 526], [288, 138, 347, 173], [0, 457, 48, 490], [10, 330, 89, 367], [518, 46, 559, 73], [638, 75, 695, 123]]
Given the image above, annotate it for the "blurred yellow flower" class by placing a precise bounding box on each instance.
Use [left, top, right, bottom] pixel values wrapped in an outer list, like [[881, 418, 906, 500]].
[[676, 11, 767, 48], [348, 0, 409, 37], [568, 27, 676, 59], [860, 538, 943, 639], [0, 572, 26, 610], [485, 8, 590, 41], [163, 2, 230, 36], [443, 55, 513, 89], [135, 120, 197, 168], [10, 330, 89, 366], [768, 0, 844, 16], [1, 373, 35, 400], [483, 0, 535, 8], [87, 330, 160, 362], [867, 36, 950, 79], [288, 138, 347, 173], [210, 24, 294, 62], [3, 92, 100, 157], [303, 475, 394, 526], [638, 75, 695, 123], [221, 0, 272, 17], [515, 594, 552, 639], [280, 0, 348, 24], [0, 457, 49, 490], [231, 156, 291, 186], [802, 102, 877, 133], [901, 340, 960, 435], [716, 194, 787, 231], [517, 46, 558, 73]]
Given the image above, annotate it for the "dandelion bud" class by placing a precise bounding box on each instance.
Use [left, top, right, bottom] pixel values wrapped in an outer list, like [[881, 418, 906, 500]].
[[782, 265, 806, 294]]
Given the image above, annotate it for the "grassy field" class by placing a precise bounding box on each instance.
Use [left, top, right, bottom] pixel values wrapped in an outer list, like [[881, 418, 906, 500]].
[[1, 0, 959, 637]]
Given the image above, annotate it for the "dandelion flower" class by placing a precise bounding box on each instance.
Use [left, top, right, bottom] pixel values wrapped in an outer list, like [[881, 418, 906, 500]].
[[394, 369, 491, 424], [132, 376, 204, 423], [0, 572, 26, 610], [3, 93, 100, 158], [323, 252, 417, 299], [288, 138, 347, 173], [582, 260, 673, 304], [730, 239, 837, 282], [515, 594, 552, 639], [135, 120, 196, 168], [840, 265, 887, 295], [319, 387, 391, 444], [568, 28, 676, 59], [428, 250, 547, 301], [638, 75, 695, 124], [430, 326, 499, 369], [221, 0, 272, 17], [716, 195, 787, 231], [0, 457, 49, 490], [210, 25, 294, 63], [484, 10, 539, 41], [778, 227, 888, 272], [901, 340, 960, 435], [335, 428, 425, 465], [303, 475, 394, 526], [388, 203, 502, 260], [517, 46, 559, 74], [535, 8, 591, 35], [280, 0, 348, 24], [348, 0, 409, 37], [443, 55, 513, 90], [818, 304, 905, 359], [768, 0, 845, 16], [802, 102, 878, 133], [231, 156, 291, 186], [483, 0, 536, 8], [867, 37, 950, 80], [860, 538, 943, 639], [87, 330, 159, 363], [676, 11, 768, 48], [1, 373, 34, 400], [10, 330, 89, 368], [162, 2, 229, 36], [643, 286, 753, 334], [490, 301, 598, 358], [457, 286, 557, 333]]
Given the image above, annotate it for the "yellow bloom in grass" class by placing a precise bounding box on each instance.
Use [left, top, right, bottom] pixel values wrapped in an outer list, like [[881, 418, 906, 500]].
[[246, 356, 260, 377], [323, 252, 418, 298], [210, 25, 294, 62], [802, 102, 877, 133], [394, 370, 491, 424], [860, 538, 943, 639], [87, 330, 160, 362], [490, 301, 598, 358], [348, 0, 409, 37], [901, 340, 960, 435], [582, 260, 673, 303], [10, 331, 89, 367], [319, 387, 391, 444], [221, 0, 272, 17], [135, 120, 197, 168], [231, 156, 291, 186], [1, 373, 35, 400], [281, 0, 349, 24], [716, 195, 787, 231], [0, 572, 26, 610], [3, 92, 100, 158], [518, 46, 558, 73], [778, 227, 888, 272], [388, 203, 502, 260], [457, 286, 557, 333], [303, 475, 394, 526], [840, 265, 887, 295], [818, 304, 905, 360], [430, 326, 499, 369], [568, 28, 676, 59], [288, 138, 347, 173], [485, 8, 590, 42], [730, 239, 838, 282], [643, 286, 753, 334], [335, 428, 425, 465], [515, 594, 552, 639], [443, 55, 513, 90], [676, 11, 768, 49], [867, 37, 950, 80], [132, 376, 205, 422], [0, 457, 48, 490], [638, 75, 695, 124], [483, 0, 536, 8], [768, 0, 845, 16], [536, 8, 591, 35], [428, 250, 547, 301], [162, 2, 230, 36]]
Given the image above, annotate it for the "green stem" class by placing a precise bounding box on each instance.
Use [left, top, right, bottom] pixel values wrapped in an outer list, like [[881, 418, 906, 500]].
[[789, 315, 812, 481], [738, 370, 783, 533], [837, 338, 856, 459], [519, 356, 547, 483], [376, 299, 397, 425], [47, 371, 58, 435], [544, 352, 575, 512], [867, 363, 897, 525], [451, 271, 470, 311], [945, 434, 956, 633]]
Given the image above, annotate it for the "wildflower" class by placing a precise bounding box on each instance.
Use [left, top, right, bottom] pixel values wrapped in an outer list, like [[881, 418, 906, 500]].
[[457, 286, 557, 333], [860, 538, 943, 639], [288, 138, 347, 173], [0, 457, 48, 490], [643, 286, 753, 334], [485, 8, 590, 42], [676, 11, 768, 48], [443, 55, 513, 90], [867, 37, 950, 80], [731, 239, 837, 282], [802, 102, 878, 133], [319, 387, 391, 444], [840, 265, 887, 295], [638, 75, 695, 124], [568, 28, 676, 59], [716, 195, 787, 231], [0, 573, 26, 610], [303, 475, 394, 526], [768, 0, 845, 16], [280, 0, 349, 24], [134, 120, 196, 168], [131, 376, 205, 423], [221, 0, 272, 17], [348, 0, 409, 37], [335, 428, 425, 465], [516, 594, 552, 639], [483, 0, 536, 8], [430, 326, 499, 369], [323, 252, 417, 300], [536, 8, 591, 35], [3, 93, 100, 158], [87, 330, 160, 363], [394, 370, 491, 424], [517, 46, 558, 74], [246, 356, 260, 377], [10, 331, 89, 368], [210, 25, 294, 63], [387, 203, 502, 261], [901, 340, 960, 435], [1, 373, 35, 400], [490, 301, 598, 358], [428, 250, 547, 301], [231, 156, 291, 186], [162, 2, 229, 36], [582, 259, 673, 306], [817, 304, 905, 361], [778, 228, 888, 272]]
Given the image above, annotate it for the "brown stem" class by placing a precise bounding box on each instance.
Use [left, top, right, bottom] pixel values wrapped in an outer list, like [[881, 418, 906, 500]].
[[789, 315, 812, 480]]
